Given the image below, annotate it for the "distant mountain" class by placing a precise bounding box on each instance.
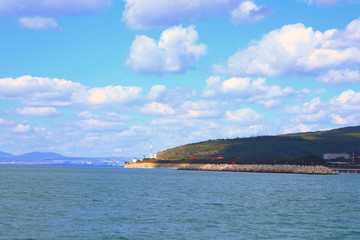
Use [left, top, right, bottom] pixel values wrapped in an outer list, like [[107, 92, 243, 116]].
[[0, 151, 132, 166], [155, 126, 360, 162], [17, 152, 66, 161], [0, 151, 13, 157]]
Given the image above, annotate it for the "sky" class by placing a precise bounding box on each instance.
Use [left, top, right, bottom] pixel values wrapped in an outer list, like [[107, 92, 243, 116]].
[[1, 0, 360, 157]]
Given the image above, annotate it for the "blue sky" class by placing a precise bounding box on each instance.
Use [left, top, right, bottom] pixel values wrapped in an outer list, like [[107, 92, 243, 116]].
[[1, 0, 360, 157]]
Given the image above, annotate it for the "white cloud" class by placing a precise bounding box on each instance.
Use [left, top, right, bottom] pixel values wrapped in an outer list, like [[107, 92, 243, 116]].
[[225, 108, 263, 124], [77, 111, 99, 119], [147, 85, 167, 101], [15, 107, 60, 116], [283, 89, 360, 128], [151, 118, 219, 132], [146, 100, 224, 120], [126, 25, 207, 75], [281, 123, 315, 134], [141, 102, 175, 116], [0, 75, 142, 107], [146, 85, 196, 107], [282, 98, 329, 124], [203, 76, 295, 106], [85, 85, 142, 106], [0, 0, 110, 30], [256, 99, 282, 109], [116, 125, 151, 138], [104, 112, 132, 121], [0, 118, 14, 125], [330, 114, 360, 125], [0, 0, 110, 17], [123, 0, 271, 29], [316, 69, 360, 85], [214, 18, 360, 79], [283, 97, 323, 114], [329, 89, 360, 111], [231, 1, 271, 24], [222, 124, 263, 138], [18, 17, 60, 30], [294, 110, 328, 123], [76, 119, 126, 132], [12, 124, 32, 133], [122, 0, 235, 29], [179, 101, 225, 119], [76, 111, 131, 121], [301, 0, 343, 7]]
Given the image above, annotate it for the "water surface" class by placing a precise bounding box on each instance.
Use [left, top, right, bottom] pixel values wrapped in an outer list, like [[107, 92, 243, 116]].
[[1, 165, 359, 239]]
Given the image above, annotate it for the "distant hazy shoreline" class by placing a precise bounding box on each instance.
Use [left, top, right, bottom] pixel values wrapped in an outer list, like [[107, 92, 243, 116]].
[[125, 162, 338, 175]]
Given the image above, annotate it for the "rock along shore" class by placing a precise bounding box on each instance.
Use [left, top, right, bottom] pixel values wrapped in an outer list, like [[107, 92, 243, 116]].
[[124, 162, 190, 169], [125, 162, 338, 175]]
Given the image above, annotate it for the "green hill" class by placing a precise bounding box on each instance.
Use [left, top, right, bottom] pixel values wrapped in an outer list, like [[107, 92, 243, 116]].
[[155, 126, 360, 163]]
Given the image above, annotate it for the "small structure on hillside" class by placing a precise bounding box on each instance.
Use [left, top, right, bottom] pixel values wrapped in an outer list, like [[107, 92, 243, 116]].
[[323, 153, 350, 160], [132, 158, 140, 163]]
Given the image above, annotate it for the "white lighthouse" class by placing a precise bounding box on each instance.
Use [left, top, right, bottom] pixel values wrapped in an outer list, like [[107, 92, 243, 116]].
[[150, 139, 153, 159]]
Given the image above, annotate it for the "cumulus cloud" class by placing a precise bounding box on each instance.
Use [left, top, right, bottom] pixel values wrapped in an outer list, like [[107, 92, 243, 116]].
[[179, 101, 225, 119], [294, 110, 328, 123], [330, 114, 359, 125], [0, 0, 110, 17], [231, 1, 271, 24], [282, 98, 329, 124], [126, 25, 207, 75], [122, 0, 271, 29], [203, 76, 295, 106], [283, 97, 324, 114], [281, 123, 315, 134], [116, 125, 151, 138], [85, 86, 142, 106], [329, 89, 360, 112], [147, 85, 167, 101], [225, 108, 263, 124], [146, 85, 196, 107], [316, 69, 360, 85], [18, 17, 60, 30], [122, 0, 236, 29], [0, 75, 142, 107], [222, 124, 263, 138], [146, 100, 225, 120], [214, 18, 360, 79], [283, 89, 360, 127], [12, 123, 32, 133], [15, 107, 60, 116], [0, 0, 110, 30], [140, 102, 175, 116]]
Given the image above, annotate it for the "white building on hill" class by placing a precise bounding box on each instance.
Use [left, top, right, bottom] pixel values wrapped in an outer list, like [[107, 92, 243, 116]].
[[323, 153, 350, 160]]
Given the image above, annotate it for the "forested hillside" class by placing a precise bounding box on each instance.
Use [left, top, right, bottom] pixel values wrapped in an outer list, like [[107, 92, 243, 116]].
[[155, 126, 360, 161]]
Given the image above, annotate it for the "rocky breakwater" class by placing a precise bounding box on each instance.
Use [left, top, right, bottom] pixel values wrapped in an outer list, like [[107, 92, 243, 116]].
[[178, 164, 338, 175]]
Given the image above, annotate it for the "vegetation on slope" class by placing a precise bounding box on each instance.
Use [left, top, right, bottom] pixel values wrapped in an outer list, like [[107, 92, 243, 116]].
[[155, 126, 360, 164]]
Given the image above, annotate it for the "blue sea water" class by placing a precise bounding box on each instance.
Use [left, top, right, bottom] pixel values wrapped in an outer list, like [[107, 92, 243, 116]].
[[0, 165, 359, 239]]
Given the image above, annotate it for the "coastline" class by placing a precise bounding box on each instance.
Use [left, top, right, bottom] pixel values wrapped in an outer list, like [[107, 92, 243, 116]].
[[124, 162, 191, 169], [125, 162, 338, 175]]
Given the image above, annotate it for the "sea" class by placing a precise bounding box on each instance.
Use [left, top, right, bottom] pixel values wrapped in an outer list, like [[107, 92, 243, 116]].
[[0, 165, 359, 240]]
